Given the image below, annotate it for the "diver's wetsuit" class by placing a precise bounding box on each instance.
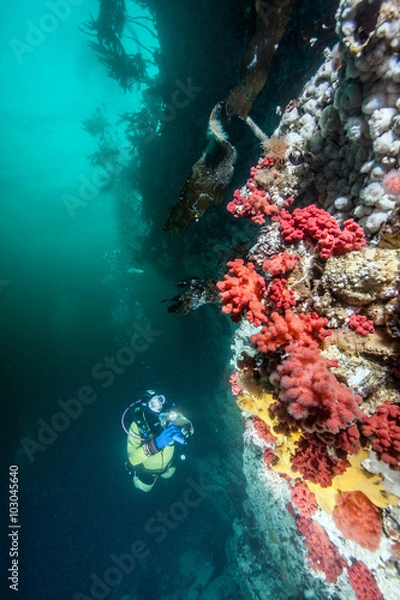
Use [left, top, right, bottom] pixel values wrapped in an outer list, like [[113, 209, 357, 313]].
[[126, 409, 193, 492]]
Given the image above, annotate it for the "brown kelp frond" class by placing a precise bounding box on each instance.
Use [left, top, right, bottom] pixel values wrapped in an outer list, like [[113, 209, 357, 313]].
[[88, 43, 149, 92], [225, 0, 296, 120], [163, 103, 237, 235], [164, 0, 296, 234], [81, 0, 151, 92]]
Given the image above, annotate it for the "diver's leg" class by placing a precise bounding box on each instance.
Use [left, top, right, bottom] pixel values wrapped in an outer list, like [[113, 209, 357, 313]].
[[125, 460, 135, 476], [160, 466, 176, 479], [133, 472, 158, 492]]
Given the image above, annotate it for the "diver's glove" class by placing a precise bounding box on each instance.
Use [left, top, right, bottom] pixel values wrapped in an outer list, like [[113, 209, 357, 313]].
[[154, 424, 182, 450]]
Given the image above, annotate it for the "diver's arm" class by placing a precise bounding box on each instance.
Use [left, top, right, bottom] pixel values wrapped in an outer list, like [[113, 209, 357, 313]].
[[127, 422, 182, 465]]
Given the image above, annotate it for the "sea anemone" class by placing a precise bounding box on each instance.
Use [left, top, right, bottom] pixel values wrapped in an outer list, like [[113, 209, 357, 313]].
[[383, 170, 400, 199]]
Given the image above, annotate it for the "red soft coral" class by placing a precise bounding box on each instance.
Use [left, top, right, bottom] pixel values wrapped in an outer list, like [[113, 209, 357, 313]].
[[267, 278, 296, 310], [269, 346, 362, 435], [216, 259, 268, 326], [290, 434, 350, 487], [263, 252, 300, 276], [229, 371, 242, 396], [291, 481, 317, 518], [362, 401, 400, 469], [347, 561, 384, 600], [251, 310, 331, 353], [348, 313, 375, 335], [330, 423, 361, 455], [274, 205, 366, 258], [227, 184, 278, 224], [263, 447, 276, 467], [252, 416, 277, 445], [297, 514, 346, 582], [333, 491, 382, 551]]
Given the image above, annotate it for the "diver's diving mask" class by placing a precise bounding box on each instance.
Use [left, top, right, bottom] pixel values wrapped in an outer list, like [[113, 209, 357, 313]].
[[147, 394, 166, 413]]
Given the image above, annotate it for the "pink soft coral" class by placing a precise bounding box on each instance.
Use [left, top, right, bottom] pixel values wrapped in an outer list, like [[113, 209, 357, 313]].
[[252, 416, 277, 445], [297, 514, 346, 583], [274, 205, 366, 258], [348, 313, 375, 335], [269, 345, 362, 435], [263, 252, 300, 276], [333, 491, 382, 551], [362, 401, 400, 469], [267, 279, 296, 310], [290, 481, 317, 518], [251, 310, 331, 353], [229, 371, 242, 396], [227, 184, 278, 224], [290, 433, 350, 487], [216, 259, 268, 326], [347, 561, 384, 600]]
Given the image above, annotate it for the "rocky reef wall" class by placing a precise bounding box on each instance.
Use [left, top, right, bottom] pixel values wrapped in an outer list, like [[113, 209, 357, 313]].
[[216, 1, 400, 599]]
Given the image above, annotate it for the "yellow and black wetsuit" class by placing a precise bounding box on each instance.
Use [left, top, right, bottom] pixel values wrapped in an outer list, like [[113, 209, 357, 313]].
[[126, 413, 193, 492]]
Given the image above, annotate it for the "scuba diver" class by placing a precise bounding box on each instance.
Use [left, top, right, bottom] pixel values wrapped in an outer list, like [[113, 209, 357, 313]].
[[121, 390, 194, 492]]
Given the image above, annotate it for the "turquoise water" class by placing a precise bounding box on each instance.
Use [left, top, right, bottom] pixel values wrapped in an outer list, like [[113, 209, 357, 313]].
[[1, 3, 245, 598], [1, 2, 337, 599]]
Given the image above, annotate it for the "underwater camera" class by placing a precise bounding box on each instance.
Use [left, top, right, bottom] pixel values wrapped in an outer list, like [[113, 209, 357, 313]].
[[159, 411, 192, 446], [174, 422, 193, 445]]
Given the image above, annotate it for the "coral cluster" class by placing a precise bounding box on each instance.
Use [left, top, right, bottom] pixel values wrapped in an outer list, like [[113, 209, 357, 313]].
[[290, 481, 318, 518], [347, 560, 385, 600], [290, 434, 351, 487], [274, 0, 400, 236], [362, 400, 400, 468], [262, 252, 300, 276], [216, 81, 400, 596], [269, 346, 362, 438], [216, 259, 268, 326], [227, 175, 279, 225], [348, 313, 376, 334], [207, 1, 400, 597], [332, 490, 383, 551], [275, 205, 366, 258], [296, 515, 347, 583], [250, 310, 332, 353]]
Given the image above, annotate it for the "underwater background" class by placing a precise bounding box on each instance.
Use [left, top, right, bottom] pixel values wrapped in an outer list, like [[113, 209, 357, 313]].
[[4, 1, 397, 600], [0, 2, 253, 598]]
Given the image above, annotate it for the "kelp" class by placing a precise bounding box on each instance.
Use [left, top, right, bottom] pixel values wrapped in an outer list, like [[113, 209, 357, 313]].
[[88, 42, 149, 92], [81, 109, 108, 138], [226, 0, 296, 120], [163, 103, 237, 235], [163, 0, 296, 235], [81, 0, 152, 92], [119, 108, 158, 143], [80, 0, 127, 53]]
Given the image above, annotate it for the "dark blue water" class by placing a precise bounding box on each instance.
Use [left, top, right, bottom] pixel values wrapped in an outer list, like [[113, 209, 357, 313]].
[[1, 2, 337, 599], [0, 3, 244, 598]]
